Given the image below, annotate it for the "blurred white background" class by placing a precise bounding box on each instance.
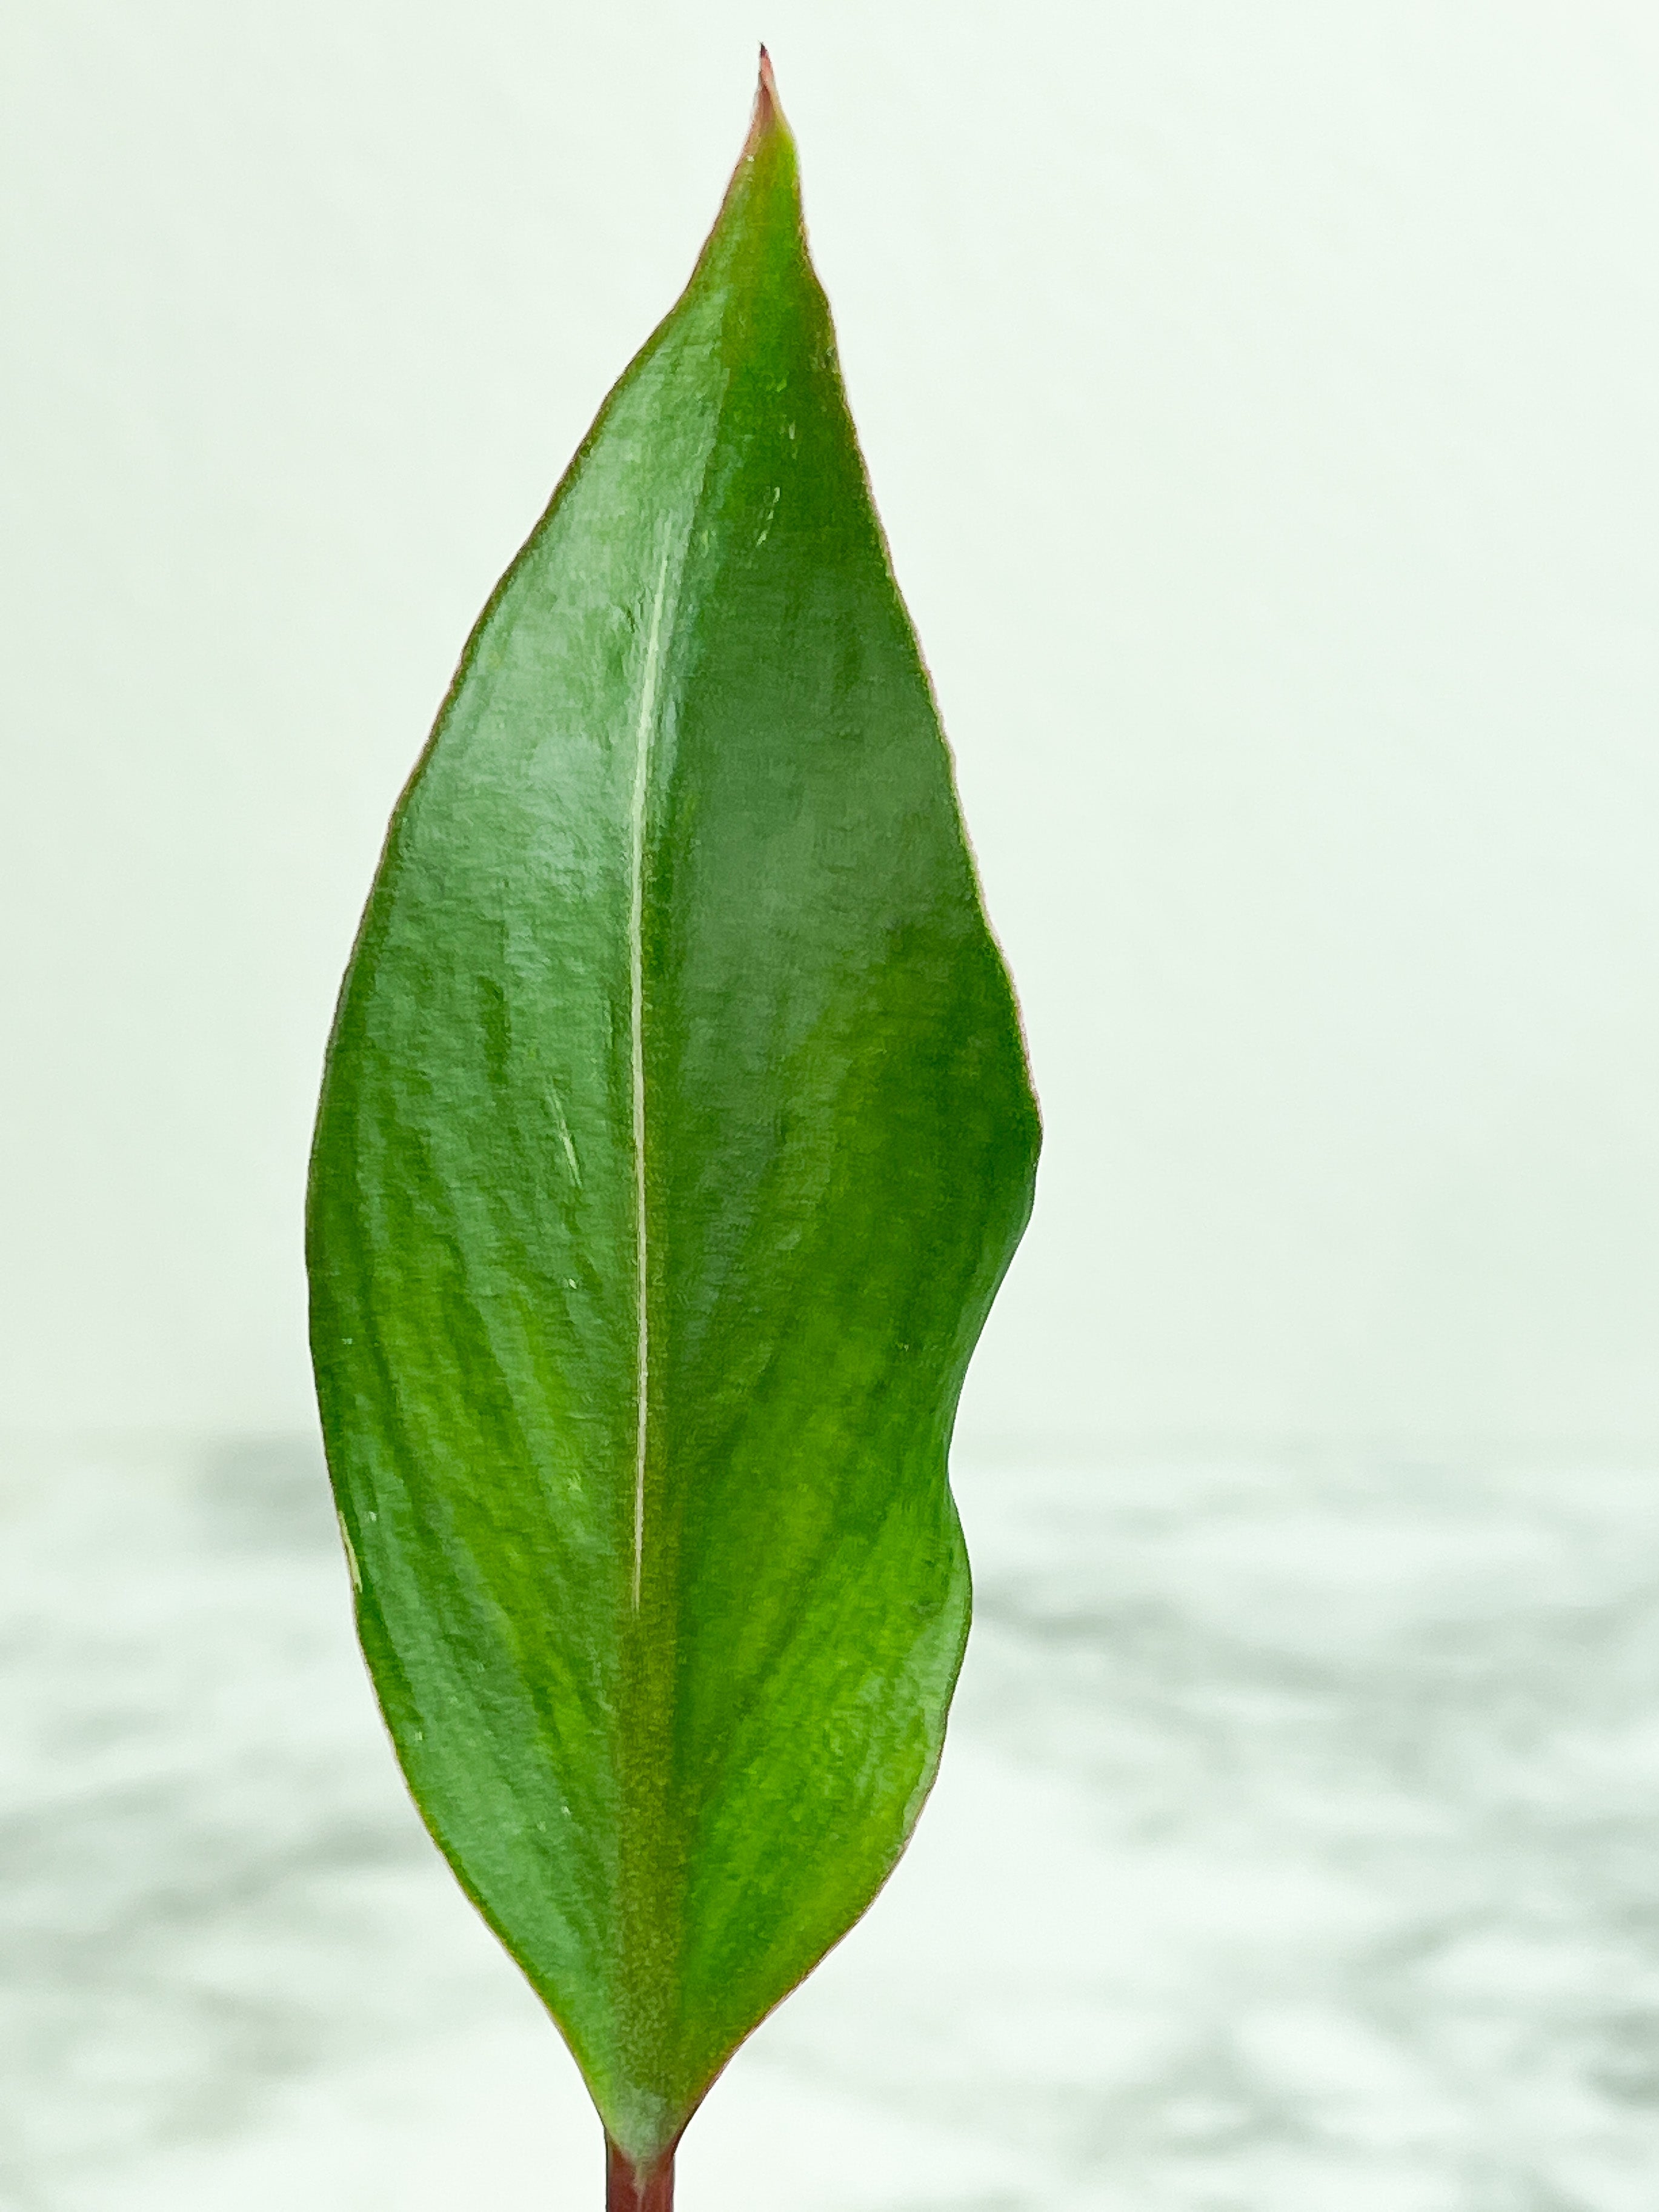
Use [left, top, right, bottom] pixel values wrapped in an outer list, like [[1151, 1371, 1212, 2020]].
[[6, 0, 1659, 1454], [8, 7, 1659, 2211]]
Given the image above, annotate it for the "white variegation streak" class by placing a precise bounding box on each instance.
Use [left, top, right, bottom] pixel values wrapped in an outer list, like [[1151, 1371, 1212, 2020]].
[[629, 543, 675, 1611]]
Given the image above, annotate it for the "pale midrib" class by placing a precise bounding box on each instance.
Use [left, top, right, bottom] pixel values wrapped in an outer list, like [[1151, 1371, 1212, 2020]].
[[630, 542, 676, 1612]]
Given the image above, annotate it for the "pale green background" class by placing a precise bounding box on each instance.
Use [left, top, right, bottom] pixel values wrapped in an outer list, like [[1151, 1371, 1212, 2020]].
[[4, 0, 1658, 1453]]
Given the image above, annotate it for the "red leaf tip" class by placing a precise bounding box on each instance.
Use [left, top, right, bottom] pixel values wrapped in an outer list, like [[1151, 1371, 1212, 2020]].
[[746, 44, 786, 147]]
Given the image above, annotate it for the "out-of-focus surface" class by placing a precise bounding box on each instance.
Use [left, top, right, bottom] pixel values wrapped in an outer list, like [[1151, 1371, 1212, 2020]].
[[5, 1, 1659, 1452], [8, 1434, 1659, 2211]]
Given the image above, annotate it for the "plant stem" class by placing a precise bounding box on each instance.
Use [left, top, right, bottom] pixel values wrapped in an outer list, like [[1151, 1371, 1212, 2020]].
[[605, 2139, 674, 2212]]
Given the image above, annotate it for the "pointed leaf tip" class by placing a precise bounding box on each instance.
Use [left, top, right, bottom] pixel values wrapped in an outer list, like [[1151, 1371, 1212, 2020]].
[[748, 44, 785, 145]]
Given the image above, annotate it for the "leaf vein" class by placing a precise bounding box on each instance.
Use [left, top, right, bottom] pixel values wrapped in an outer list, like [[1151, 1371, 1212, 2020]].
[[630, 540, 675, 1610]]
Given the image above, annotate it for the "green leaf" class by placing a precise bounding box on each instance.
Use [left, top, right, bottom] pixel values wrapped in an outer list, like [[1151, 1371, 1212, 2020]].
[[307, 55, 1039, 2184]]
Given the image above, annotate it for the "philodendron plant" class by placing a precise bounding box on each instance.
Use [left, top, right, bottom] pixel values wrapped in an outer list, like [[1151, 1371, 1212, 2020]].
[[307, 51, 1039, 2211]]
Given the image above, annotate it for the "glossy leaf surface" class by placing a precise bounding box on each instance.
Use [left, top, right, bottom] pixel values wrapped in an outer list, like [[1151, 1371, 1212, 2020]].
[[307, 62, 1039, 2174]]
